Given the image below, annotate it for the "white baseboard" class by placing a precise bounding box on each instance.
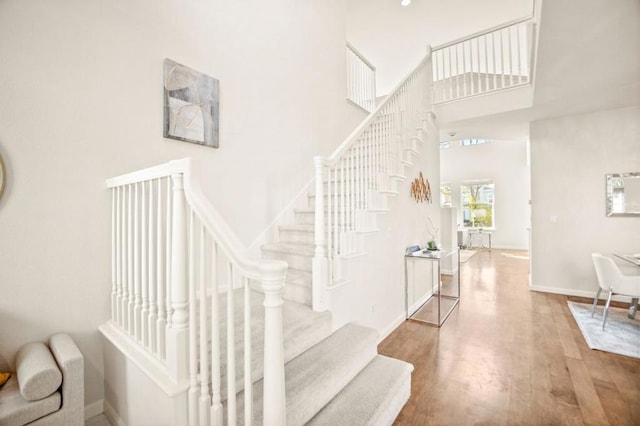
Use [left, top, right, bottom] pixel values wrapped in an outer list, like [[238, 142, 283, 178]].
[[378, 312, 406, 344], [104, 399, 126, 426], [85, 399, 104, 420], [529, 285, 633, 303]]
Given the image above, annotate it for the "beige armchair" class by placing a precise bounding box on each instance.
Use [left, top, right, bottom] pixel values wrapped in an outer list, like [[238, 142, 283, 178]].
[[0, 334, 84, 426]]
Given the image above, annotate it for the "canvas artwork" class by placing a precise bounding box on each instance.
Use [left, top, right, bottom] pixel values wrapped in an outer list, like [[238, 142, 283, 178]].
[[164, 59, 219, 148]]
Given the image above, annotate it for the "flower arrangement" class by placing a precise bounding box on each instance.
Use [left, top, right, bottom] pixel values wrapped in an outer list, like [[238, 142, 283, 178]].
[[426, 217, 440, 250]]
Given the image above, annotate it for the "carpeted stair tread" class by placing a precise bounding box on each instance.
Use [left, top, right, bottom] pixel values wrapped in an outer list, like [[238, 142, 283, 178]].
[[207, 289, 331, 399], [278, 224, 314, 232], [307, 355, 414, 426], [285, 269, 312, 287], [261, 242, 315, 257], [229, 323, 379, 425]]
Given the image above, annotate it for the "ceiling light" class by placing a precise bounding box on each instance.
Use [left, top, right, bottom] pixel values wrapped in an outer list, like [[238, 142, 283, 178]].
[[401, 0, 411, 6]]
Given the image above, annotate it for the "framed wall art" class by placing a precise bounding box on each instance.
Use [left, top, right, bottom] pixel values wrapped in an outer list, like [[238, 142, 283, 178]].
[[163, 59, 220, 148]]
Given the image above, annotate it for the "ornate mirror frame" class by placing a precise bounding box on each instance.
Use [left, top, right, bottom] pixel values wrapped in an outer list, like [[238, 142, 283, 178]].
[[606, 172, 640, 217]]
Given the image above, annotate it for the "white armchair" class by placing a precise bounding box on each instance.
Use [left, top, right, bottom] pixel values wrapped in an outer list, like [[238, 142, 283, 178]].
[[0, 333, 84, 426]]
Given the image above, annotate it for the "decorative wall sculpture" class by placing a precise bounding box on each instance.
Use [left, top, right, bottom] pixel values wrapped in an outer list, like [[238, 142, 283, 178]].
[[411, 172, 431, 203], [164, 59, 220, 148]]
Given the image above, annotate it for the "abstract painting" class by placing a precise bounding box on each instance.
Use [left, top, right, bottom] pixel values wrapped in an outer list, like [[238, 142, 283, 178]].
[[164, 59, 219, 148]]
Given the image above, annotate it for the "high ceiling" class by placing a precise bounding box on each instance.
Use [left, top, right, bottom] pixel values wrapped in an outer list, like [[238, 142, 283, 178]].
[[439, 0, 640, 142]]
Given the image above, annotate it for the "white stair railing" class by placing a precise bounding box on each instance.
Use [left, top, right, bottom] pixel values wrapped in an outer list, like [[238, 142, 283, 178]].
[[431, 17, 535, 103], [313, 48, 434, 311], [107, 159, 287, 426], [346, 42, 377, 113]]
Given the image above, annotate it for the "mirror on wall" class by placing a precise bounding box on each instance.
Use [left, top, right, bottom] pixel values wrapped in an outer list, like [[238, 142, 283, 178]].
[[606, 172, 640, 216]]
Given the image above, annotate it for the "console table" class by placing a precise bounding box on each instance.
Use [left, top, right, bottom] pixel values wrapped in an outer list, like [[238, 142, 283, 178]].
[[404, 248, 460, 327]]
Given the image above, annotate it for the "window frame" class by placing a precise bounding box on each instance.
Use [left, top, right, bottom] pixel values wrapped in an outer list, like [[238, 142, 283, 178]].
[[460, 181, 495, 229]]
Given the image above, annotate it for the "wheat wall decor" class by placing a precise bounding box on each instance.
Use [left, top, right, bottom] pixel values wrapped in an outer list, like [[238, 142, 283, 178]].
[[410, 171, 431, 203]]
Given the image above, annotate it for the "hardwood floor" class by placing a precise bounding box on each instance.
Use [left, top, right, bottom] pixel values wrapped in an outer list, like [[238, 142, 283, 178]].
[[379, 249, 640, 425]]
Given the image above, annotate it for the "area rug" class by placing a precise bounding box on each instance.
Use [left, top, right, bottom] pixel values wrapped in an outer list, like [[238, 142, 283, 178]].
[[459, 249, 477, 263], [567, 301, 640, 359]]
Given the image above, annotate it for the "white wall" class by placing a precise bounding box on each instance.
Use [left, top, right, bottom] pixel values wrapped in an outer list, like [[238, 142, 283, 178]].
[[530, 106, 640, 296], [0, 0, 364, 410], [440, 139, 530, 249], [346, 0, 533, 94], [330, 123, 441, 338]]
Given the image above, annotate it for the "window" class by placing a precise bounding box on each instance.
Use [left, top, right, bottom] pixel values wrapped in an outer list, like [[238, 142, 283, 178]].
[[440, 184, 452, 207], [460, 138, 493, 147], [439, 141, 451, 150], [461, 182, 494, 228]]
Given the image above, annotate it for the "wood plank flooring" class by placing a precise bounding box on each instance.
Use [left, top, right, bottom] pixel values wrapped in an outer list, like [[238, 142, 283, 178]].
[[379, 250, 640, 425]]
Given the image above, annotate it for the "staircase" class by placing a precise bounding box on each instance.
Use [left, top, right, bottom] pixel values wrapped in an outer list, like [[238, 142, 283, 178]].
[[100, 42, 435, 425]]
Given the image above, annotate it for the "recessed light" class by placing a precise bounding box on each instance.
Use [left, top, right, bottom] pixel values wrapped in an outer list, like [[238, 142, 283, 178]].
[[401, 0, 411, 6]]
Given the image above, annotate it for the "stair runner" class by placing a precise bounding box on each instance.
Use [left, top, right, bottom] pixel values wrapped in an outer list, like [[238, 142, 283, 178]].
[[223, 322, 413, 425]]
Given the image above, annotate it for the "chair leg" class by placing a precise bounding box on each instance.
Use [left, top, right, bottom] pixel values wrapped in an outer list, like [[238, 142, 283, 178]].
[[602, 288, 613, 330], [591, 288, 602, 317]]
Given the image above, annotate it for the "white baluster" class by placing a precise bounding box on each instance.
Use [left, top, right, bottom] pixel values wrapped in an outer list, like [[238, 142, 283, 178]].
[[484, 35, 489, 92], [116, 187, 123, 326], [462, 41, 467, 97], [336, 163, 341, 262], [141, 181, 149, 347], [226, 263, 236, 426], [508, 26, 514, 87], [188, 212, 198, 426], [157, 178, 167, 360], [148, 179, 157, 354], [120, 186, 128, 329], [133, 183, 142, 342], [261, 260, 287, 426], [492, 32, 498, 90], [166, 176, 173, 329], [199, 224, 210, 426], [516, 24, 522, 84], [127, 184, 134, 335], [167, 172, 188, 382], [500, 29, 506, 89], [313, 156, 328, 312], [210, 241, 223, 426], [111, 189, 117, 323], [243, 276, 253, 426]]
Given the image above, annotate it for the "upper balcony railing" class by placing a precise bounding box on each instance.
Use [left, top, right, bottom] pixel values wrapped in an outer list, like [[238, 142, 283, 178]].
[[431, 17, 536, 104], [346, 42, 377, 113]]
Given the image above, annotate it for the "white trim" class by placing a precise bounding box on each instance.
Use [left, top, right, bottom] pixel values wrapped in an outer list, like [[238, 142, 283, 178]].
[[529, 285, 633, 303], [433, 16, 534, 50], [104, 399, 126, 426], [247, 178, 314, 254], [346, 97, 372, 115], [346, 42, 376, 71], [85, 399, 104, 420], [99, 322, 189, 397], [433, 81, 531, 106], [377, 313, 407, 344]]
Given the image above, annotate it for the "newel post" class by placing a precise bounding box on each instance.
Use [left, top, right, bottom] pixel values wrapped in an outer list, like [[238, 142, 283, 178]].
[[261, 260, 288, 426], [312, 156, 329, 312], [167, 172, 189, 383]]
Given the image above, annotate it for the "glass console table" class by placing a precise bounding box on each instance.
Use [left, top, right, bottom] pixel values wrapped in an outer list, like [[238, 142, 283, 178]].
[[404, 248, 460, 327]]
